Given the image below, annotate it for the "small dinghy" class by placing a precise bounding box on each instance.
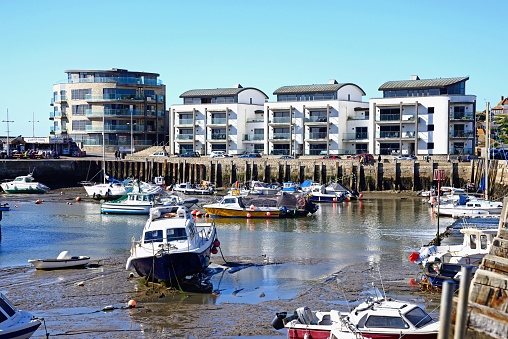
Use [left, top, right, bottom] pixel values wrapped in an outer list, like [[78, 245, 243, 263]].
[[0, 292, 41, 339], [28, 251, 90, 270]]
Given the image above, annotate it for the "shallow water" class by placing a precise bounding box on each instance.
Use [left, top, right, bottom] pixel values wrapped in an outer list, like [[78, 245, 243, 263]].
[[0, 194, 457, 338]]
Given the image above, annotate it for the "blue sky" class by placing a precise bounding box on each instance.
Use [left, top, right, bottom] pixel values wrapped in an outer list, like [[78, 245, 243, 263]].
[[0, 0, 506, 137]]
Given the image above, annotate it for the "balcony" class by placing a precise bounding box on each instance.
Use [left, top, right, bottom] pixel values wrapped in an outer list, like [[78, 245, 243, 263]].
[[53, 112, 68, 119], [175, 118, 195, 126], [176, 134, 194, 141], [450, 130, 474, 139], [269, 117, 291, 125], [347, 115, 369, 120], [207, 118, 227, 125], [85, 124, 143, 132], [246, 118, 264, 123], [243, 134, 264, 141], [50, 95, 67, 105], [376, 114, 400, 122], [451, 147, 473, 155], [401, 115, 416, 122], [307, 132, 328, 140], [85, 109, 144, 118], [66, 76, 163, 86], [376, 131, 400, 139], [450, 112, 474, 121], [84, 94, 145, 102], [210, 133, 228, 141], [305, 116, 328, 124], [343, 132, 368, 141], [270, 133, 291, 141], [402, 131, 416, 138]]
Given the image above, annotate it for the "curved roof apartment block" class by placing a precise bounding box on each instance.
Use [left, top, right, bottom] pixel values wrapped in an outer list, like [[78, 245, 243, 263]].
[[266, 79, 369, 156], [170, 84, 268, 156]]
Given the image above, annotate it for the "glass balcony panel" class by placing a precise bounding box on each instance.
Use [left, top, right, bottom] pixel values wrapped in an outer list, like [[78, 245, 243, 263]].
[[211, 134, 227, 140], [305, 116, 328, 123], [308, 132, 328, 139], [377, 114, 401, 121], [176, 134, 193, 140], [271, 117, 291, 124], [208, 118, 227, 125], [272, 133, 290, 139], [243, 134, 264, 141], [177, 119, 194, 125], [377, 131, 400, 138]]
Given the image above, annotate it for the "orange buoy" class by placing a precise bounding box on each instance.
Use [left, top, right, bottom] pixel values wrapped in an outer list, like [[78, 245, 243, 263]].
[[128, 300, 136, 307], [247, 213, 251, 218], [191, 209, 198, 215], [14, 205, 19, 208], [35, 200, 41, 204], [345, 197, 350, 202], [196, 211, 203, 217], [250, 205, 255, 211], [333, 197, 337, 202], [359, 193, 364, 198], [266, 212, 271, 217], [75, 197, 81, 202]]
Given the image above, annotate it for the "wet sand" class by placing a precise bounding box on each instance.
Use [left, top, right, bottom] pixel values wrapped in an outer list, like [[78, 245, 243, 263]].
[[0, 188, 430, 338]]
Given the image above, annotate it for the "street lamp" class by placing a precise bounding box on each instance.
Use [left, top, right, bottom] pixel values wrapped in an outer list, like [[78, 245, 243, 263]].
[[127, 121, 136, 155], [29, 112, 39, 137], [2, 109, 14, 157]]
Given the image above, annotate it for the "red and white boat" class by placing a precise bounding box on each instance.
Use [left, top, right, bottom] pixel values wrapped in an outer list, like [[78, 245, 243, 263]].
[[272, 289, 439, 339]]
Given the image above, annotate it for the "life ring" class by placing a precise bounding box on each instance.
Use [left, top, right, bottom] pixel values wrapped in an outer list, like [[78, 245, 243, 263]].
[[297, 198, 306, 208]]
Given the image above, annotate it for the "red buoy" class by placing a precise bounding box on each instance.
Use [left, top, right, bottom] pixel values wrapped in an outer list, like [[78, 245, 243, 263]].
[[211, 247, 218, 254], [213, 240, 221, 247], [408, 252, 420, 263], [247, 213, 251, 218], [266, 212, 271, 217]]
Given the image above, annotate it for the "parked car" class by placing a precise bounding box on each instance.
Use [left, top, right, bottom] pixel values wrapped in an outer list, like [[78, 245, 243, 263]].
[[322, 155, 340, 159], [239, 153, 262, 158], [210, 151, 232, 158], [280, 155, 294, 159], [179, 151, 201, 157], [394, 155, 417, 160], [150, 151, 169, 157]]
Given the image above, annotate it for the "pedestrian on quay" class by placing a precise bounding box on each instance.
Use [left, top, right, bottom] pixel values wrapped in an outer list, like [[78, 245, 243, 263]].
[[377, 154, 381, 163]]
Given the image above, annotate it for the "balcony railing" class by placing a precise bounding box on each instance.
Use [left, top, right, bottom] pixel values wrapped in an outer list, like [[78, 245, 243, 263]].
[[347, 115, 369, 120], [377, 131, 400, 138], [377, 114, 401, 121], [305, 116, 328, 123], [243, 134, 264, 141], [53, 112, 67, 118], [450, 112, 474, 120], [66, 76, 163, 86], [85, 124, 143, 132], [211, 134, 227, 140], [270, 117, 291, 124], [84, 94, 153, 101], [207, 118, 227, 125], [307, 132, 328, 139], [85, 109, 144, 117], [450, 130, 474, 138], [176, 119, 194, 125], [246, 118, 264, 123], [50, 95, 67, 105], [343, 132, 368, 140], [402, 131, 416, 138], [176, 134, 193, 140], [271, 133, 290, 139], [451, 147, 473, 155]]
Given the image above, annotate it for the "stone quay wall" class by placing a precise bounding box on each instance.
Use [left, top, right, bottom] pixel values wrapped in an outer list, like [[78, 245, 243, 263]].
[[4, 157, 508, 197]]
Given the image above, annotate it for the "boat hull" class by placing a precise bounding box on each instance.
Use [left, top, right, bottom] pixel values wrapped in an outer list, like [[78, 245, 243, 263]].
[[0, 186, 48, 194], [308, 195, 344, 203], [0, 311, 41, 339], [129, 250, 212, 281], [287, 327, 437, 339], [203, 207, 281, 218], [28, 257, 90, 270], [100, 203, 152, 215]]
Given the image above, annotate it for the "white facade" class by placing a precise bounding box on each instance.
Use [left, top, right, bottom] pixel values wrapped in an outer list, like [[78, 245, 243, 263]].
[[265, 81, 370, 156], [370, 76, 476, 157], [170, 86, 267, 155]]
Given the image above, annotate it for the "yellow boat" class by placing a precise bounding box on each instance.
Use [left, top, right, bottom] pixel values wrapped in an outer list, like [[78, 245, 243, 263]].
[[203, 195, 281, 218]]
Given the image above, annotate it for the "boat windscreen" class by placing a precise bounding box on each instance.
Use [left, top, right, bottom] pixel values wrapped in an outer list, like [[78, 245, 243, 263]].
[[405, 307, 433, 328]]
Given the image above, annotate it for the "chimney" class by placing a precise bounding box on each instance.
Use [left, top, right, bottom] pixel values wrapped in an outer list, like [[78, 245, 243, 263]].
[[233, 84, 243, 88], [328, 79, 338, 84], [410, 75, 420, 81]]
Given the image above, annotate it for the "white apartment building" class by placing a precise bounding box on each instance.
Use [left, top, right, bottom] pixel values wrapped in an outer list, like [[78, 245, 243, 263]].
[[265, 80, 370, 156], [370, 76, 476, 157], [170, 85, 268, 155]]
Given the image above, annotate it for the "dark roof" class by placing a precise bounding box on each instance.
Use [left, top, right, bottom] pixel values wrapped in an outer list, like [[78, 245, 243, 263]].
[[273, 83, 366, 96], [378, 76, 469, 91], [180, 87, 268, 99]]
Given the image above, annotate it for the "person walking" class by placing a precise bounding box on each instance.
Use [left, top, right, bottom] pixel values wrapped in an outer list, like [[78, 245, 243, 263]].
[[377, 154, 382, 163]]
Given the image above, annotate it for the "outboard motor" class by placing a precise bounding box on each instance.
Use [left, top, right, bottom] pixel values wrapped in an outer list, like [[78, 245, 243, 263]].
[[296, 306, 317, 325], [271, 312, 287, 330]]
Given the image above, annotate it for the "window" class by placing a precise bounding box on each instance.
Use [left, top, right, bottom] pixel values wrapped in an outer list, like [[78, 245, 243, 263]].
[[72, 120, 91, 131], [167, 228, 187, 242], [405, 307, 433, 328], [365, 316, 408, 329], [144, 230, 163, 243], [428, 142, 434, 149], [428, 107, 434, 114], [71, 89, 91, 100], [72, 104, 91, 116], [470, 234, 477, 249], [428, 125, 434, 131], [481, 235, 488, 249]]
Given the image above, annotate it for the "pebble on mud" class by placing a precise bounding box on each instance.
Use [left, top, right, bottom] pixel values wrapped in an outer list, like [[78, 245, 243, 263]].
[[77, 281, 84, 286]]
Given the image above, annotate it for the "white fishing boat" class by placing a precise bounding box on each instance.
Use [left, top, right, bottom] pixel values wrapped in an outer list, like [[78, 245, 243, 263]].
[[307, 184, 347, 203], [435, 199, 503, 218], [409, 227, 498, 267], [0, 173, 49, 194], [100, 183, 162, 215], [172, 182, 215, 195], [28, 251, 90, 270], [82, 176, 132, 200], [0, 292, 41, 339], [272, 288, 438, 339], [126, 205, 218, 282]]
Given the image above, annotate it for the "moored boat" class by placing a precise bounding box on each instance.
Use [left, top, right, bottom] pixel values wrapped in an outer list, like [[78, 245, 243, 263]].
[[272, 289, 439, 339], [100, 183, 162, 215], [434, 199, 503, 218], [172, 182, 215, 195], [28, 251, 90, 270], [125, 205, 218, 282], [0, 173, 49, 194], [0, 292, 41, 339], [308, 184, 347, 203], [82, 176, 132, 201]]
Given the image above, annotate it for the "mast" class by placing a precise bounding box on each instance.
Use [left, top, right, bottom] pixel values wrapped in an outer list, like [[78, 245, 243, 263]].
[[485, 102, 489, 201], [102, 112, 106, 184]]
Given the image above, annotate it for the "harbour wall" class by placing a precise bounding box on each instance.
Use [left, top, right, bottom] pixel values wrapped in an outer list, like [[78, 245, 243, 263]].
[[2, 158, 508, 198]]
